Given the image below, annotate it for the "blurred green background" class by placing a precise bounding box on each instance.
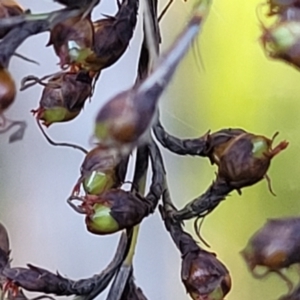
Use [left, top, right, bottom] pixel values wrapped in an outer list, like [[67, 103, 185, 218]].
[[159, 0, 300, 299]]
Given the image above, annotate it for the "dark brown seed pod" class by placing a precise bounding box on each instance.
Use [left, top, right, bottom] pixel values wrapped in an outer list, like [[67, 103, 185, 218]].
[[241, 217, 300, 290], [48, 15, 94, 69], [160, 195, 231, 300], [93, 0, 211, 152], [31, 71, 92, 126], [0, 67, 16, 114], [242, 217, 300, 271], [182, 250, 231, 300], [0, 0, 24, 39], [72, 146, 119, 196], [94, 89, 154, 150], [82, 0, 139, 72], [267, 0, 300, 15], [261, 20, 300, 70], [69, 189, 150, 235], [212, 131, 288, 191]]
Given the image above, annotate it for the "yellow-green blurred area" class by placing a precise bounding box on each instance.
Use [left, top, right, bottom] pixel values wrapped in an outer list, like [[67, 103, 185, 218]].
[[159, 0, 300, 299]]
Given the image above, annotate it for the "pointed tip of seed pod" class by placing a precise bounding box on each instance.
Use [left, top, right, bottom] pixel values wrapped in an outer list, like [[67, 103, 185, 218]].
[[270, 140, 289, 157]]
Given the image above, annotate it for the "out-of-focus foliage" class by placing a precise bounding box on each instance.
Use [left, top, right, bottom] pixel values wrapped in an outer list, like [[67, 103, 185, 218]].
[[160, 0, 300, 299]]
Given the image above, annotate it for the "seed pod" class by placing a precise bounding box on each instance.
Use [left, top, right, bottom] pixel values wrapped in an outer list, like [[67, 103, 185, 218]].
[[212, 131, 288, 190], [0, 1, 24, 39], [73, 147, 118, 195], [182, 250, 231, 300], [261, 20, 300, 69], [267, 0, 300, 15], [82, 0, 139, 72], [205, 128, 247, 165], [281, 7, 300, 21], [94, 89, 154, 150], [32, 71, 92, 126], [81, 190, 150, 235], [93, 0, 211, 151], [48, 15, 94, 69], [0, 67, 16, 114], [241, 217, 300, 273]]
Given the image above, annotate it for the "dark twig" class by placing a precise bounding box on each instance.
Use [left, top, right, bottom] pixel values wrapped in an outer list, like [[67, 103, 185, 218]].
[[0, 8, 83, 67], [172, 178, 233, 221], [153, 120, 208, 156], [3, 231, 132, 298]]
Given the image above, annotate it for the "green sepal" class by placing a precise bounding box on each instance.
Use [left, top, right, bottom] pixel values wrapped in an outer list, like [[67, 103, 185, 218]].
[[83, 171, 114, 195], [87, 203, 119, 234]]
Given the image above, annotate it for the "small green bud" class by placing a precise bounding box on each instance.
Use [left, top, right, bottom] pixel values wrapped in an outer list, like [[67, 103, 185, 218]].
[[82, 190, 149, 235], [41, 107, 79, 124], [261, 21, 300, 69], [86, 203, 119, 234], [83, 171, 115, 195]]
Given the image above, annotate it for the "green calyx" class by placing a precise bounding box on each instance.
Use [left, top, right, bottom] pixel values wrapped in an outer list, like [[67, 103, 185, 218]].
[[41, 107, 78, 124], [251, 137, 269, 158], [83, 171, 114, 195], [68, 40, 93, 64], [94, 122, 109, 140], [269, 22, 300, 52], [207, 286, 225, 300], [87, 203, 119, 234]]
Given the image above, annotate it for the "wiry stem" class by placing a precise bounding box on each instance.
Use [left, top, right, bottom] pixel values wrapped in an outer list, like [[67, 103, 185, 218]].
[[172, 178, 233, 222], [153, 120, 208, 156], [0, 8, 83, 67]]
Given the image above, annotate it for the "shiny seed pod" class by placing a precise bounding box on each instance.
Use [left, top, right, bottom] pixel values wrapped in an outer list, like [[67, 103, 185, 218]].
[[261, 21, 300, 70], [0, 67, 16, 113], [82, 190, 150, 235], [0, 0, 24, 39], [182, 250, 231, 300], [212, 131, 288, 190], [48, 15, 94, 69], [73, 146, 118, 195], [32, 71, 92, 126]]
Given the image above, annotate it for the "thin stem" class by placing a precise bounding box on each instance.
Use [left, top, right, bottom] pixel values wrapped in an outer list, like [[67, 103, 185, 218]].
[[153, 120, 208, 156], [36, 119, 88, 154], [0, 8, 82, 67], [172, 179, 233, 223], [124, 226, 140, 266]]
